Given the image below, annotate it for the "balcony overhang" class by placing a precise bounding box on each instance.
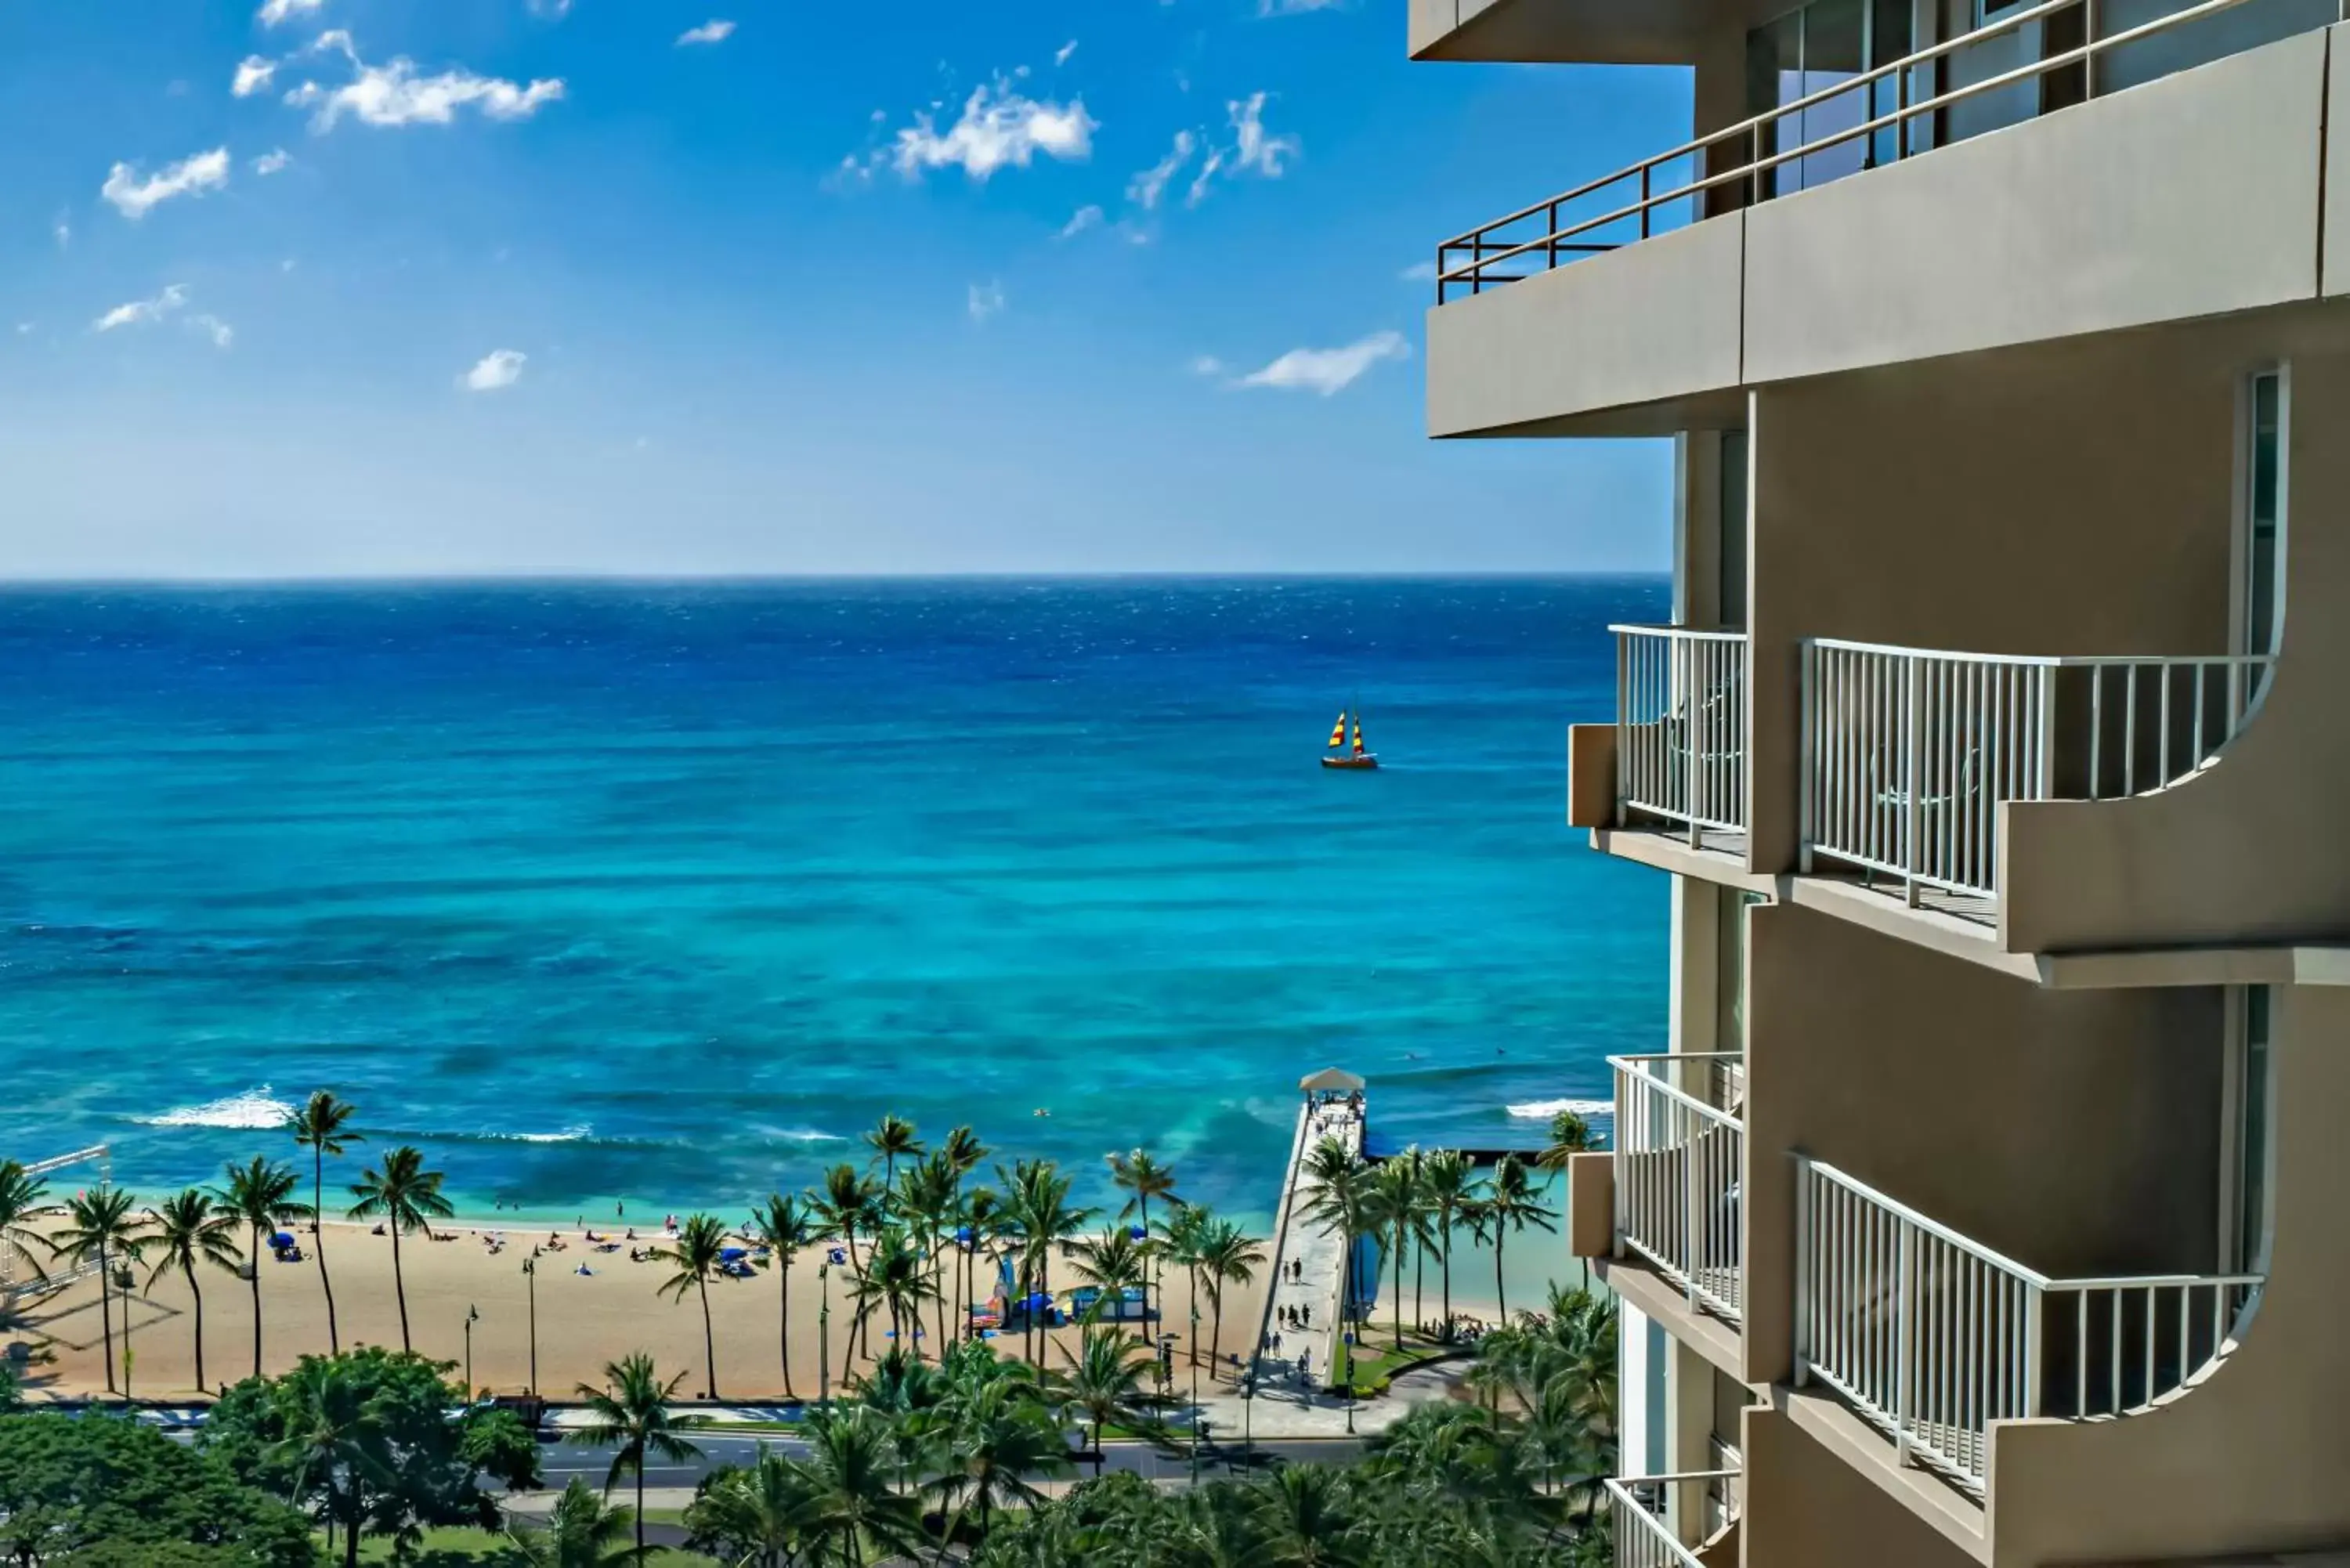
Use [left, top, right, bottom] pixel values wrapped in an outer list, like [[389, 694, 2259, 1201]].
[[1598, 1251, 1744, 1379], [1408, 0, 1730, 64]]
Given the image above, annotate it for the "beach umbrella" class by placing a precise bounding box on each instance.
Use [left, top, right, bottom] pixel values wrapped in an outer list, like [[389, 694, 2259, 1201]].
[[827, 1247, 848, 1266], [270, 1232, 295, 1248], [719, 1247, 747, 1261]]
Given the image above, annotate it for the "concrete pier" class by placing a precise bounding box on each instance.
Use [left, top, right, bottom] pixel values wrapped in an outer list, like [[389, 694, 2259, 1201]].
[[1249, 1069, 1366, 1393]]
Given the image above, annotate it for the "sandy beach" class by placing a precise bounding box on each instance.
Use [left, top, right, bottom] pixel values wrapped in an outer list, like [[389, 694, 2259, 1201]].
[[7, 1213, 1280, 1404]]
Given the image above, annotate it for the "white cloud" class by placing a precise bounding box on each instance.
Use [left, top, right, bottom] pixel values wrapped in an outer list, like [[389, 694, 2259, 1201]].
[[463, 349, 527, 391], [13, 322, 31, 335], [1235, 330, 1410, 396], [288, 37, 565, 131], [528, 0, 574, 16], [1228, 92, 1298, 178], [1259, 0, 1348, 11], [52, 215, 69, 249], [676, 19, 736, 45], [1056, 204, 1104, 239], [100, 148, 230, 219], [233, 56, 277, 96], [1184, 147, 1225, 208], [190, 313, 234, 349], [253, 147, 293, 175], [1054, 39, 1079, 66], [1400, 259, 1437, 283], [880, 76, 1096, 182], [94, 284, 189, 332], [967, 280, 1006, 323], [1188, 354, 1225, 378], [255, 0, 324, 25], [1126, 130, 1195, 211]]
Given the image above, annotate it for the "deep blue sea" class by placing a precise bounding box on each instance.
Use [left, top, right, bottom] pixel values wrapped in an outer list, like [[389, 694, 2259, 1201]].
[[0, 578, 1668, 1230]]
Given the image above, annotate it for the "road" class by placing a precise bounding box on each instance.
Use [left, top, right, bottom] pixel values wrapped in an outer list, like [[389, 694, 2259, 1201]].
[[531, 1431, 1368, 1492]]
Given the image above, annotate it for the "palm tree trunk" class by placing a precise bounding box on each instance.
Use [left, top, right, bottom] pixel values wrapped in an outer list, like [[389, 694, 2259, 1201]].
[[636, 1464, 647, 1560], [1392, 1225, 1406, 1351], [184, 1261, 206, 1393], [392, 1225, 411, 1353], [1094, 1417, 1106, 1476], [1137, 1196, 1150, 1331], [700, 1275, 718, 1400], [1495, 1229, 1508, 1324], [841, 1311, 862, 1388], [780, 1260, 795, 1400], [1186, 1264, 1199, 1370], [250, 1223, 265, 1380], [316, 1149, 340, 1356], [1209, 1294, 1224, 1380], [1413, 1242, 1425, 1337], [1440, 1224, 1453, 1342], [97, 1240, 114, 1394]]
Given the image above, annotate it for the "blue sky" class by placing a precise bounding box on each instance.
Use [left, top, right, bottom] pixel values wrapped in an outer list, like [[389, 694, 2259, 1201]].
[[0, 0, 1689, 577]]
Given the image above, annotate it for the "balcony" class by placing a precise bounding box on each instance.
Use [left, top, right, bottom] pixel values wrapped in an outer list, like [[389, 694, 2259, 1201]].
[[1612, 1053, 1746, 1326], [1794, 1156, 2262, 1501], [1605, 1469, 1742, 1567], [1799, 641, 2270, 921], [1611, 625, 1749, 850], [1425, 0, 2337, 436]]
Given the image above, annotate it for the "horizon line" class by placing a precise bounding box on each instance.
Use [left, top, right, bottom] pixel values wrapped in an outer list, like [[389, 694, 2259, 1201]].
[[0, 568, 1674, 589]]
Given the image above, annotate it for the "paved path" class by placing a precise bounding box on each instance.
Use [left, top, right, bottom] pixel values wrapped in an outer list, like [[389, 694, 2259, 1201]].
[[1247, 1096, 1364, 1398]]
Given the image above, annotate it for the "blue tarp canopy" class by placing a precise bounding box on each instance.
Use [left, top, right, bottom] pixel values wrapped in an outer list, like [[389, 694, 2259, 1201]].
[[719, 1247, 748, 1260], [270, 1233, 296, 1248]]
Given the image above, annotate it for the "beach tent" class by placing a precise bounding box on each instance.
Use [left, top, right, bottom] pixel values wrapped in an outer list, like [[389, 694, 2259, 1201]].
[[718, 1247, 748, 1261]]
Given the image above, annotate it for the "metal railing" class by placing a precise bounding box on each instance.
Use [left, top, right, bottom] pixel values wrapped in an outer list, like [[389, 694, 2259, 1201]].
[[1435, 0, 2284, 302], [1800, 639, 2273, 905], [1613, 1053, 1746, 1325], [1795, 1157, 2262, 1498], [1605, 1471, 1740, 1568], [1614, 626, 1748, 844]]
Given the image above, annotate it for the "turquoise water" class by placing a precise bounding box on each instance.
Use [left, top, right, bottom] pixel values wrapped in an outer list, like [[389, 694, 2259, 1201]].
[[0, 579, 1668, 1230]]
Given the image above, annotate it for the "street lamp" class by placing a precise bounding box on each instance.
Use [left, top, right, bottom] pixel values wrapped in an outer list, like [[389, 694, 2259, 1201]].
[[1194, 1416, 1212, 1486], [464, 1304, 479, 1396], [1241, 1367, 1256, 1469], [521, 1259, 537, 1398], [818, 1263, 832, 1409]]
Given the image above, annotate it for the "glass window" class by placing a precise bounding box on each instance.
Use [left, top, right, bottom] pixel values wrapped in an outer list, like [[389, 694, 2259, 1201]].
[[1719, 430, 1748, 630], [2236, 986, 2271, 1272], [2246, 370, 2283, 663], [2098, 0, 2334, 96]]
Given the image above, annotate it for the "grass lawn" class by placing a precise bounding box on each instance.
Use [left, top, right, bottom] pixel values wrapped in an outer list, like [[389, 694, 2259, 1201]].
[[328, 1521, 716, 1564]]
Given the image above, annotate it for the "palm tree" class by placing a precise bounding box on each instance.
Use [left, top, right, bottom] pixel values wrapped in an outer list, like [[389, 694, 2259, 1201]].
[[270, 1355, 383, 1568], [794, 1404, 927, 1566], [1108, 1149, 1179, 1333], [1248, 1463, 1363, 1567], [290, 1089, 363, 1356], [1052, 1324, 1162, 1474], [960, 1184, 1004, 1348], [48, 1184, 141, 1396], [927, 1375, 1073, 1551], [895, 1152, 960, 1357], [844, 1225, 938, 1378], [1300, 1136, 1370, 1360], [136, 1188, 241, 1393], [504, 1475, 638, 1567], [862, 1113, 924, 1190], [345, 1143, 453, 1353], [1536, 1110, 1603, 1287], [747, 1192, 820, 1400], [1195, 1216, 1267, 1378], [1418, 1150, 1481, 1342], [1000, 1159, 1095, 1367], [1066, 1226, 1148, 1326], [214, 1156, 310, 1381], [814, 1162, 884, 1357], [1470, 1154, 1557, 1324], [940, 1126, 988, 1344], [0, 1160, 52, 1288], [656, 1212, 730, 1400], [1364, 1159, 1421, 1352], [1154, 1204, 1210, 1372], [683, 1447, 818, 1567], [570, 1352, 707, 1563]]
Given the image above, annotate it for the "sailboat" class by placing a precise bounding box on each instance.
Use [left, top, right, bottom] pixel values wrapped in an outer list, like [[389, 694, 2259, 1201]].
[[1320, 707, 1379, 771]]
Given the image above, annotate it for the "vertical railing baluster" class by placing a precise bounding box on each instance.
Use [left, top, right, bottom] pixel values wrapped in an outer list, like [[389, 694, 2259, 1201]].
[[1894, 1222, 1914, 1462], [1904, 655, 1923, 905]]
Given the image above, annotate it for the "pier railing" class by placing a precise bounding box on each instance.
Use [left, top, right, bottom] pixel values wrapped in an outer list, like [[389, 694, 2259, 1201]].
[[1795, 1156, 2262, 1497], [1800, 640, 2272, 905], [1605, 1470, 1740, 1568], [1614, 626, 1748, 844], [1612, 1053, 1745, 1325]]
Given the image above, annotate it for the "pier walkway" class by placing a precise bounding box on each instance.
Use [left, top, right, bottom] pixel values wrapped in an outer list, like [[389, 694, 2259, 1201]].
[[1249, 1069, 1365, 1396]]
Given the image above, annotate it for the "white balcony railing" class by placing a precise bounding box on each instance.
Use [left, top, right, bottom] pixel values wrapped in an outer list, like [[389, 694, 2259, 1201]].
[[1434, 0, 2292, 302], [1795, 1157, 2262, 1498], [1800, 640, 2272, 905], [1605, 1470, 1740, 1568], [1613, 1053, 1746, 1325], [1614, 627, 1748, 844]]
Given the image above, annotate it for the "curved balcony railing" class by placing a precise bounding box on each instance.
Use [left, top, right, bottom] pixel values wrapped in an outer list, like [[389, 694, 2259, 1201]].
[[1799, 639, 2273, 906], [1614, 626, 1748, 845], [1795, 1157, 2262, 1498], [1606, 1470, 1741, 1568], [1613, 1053, 1746, 1325], [1435, 0, 2288, 303]]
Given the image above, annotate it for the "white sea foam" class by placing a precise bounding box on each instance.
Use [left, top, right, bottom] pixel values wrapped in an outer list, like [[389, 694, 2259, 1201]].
[[507, 1125, 591, 1144], [1506, 1098, 1612, 1120], [754, 1125, 845, 1144], [135, 1086, 297, 1130]]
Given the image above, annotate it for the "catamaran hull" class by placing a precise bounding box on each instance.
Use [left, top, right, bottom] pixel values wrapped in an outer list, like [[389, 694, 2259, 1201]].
[[1321, 755, 1379, 770]]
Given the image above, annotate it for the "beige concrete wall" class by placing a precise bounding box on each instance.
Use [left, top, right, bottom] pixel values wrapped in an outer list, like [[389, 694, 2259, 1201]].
[[1982, 986, 2350, 1564], [1741, 903, 2223, 1388], [2001, 329, 2350, 951], [1744, 27, 2326, 385], [1741, 1406, 1983, 1568], [1426, 214, 1745, 438], [1744, 337, 2239, 873], [1567, 723, 1614, 827]]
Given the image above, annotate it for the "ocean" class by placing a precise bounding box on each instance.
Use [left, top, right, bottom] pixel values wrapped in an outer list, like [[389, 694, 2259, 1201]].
[[0, 577, 1668, 1234]]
